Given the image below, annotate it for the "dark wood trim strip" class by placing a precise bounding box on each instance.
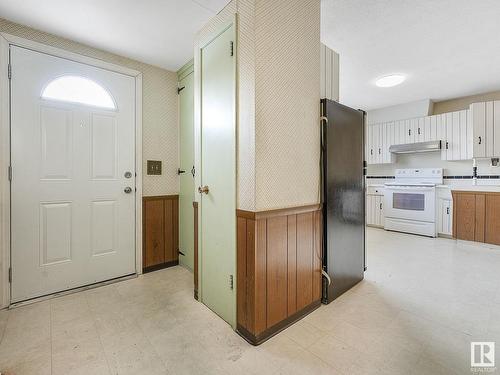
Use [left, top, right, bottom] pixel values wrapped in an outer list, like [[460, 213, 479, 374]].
[[237, 204, 322, 220], [236, 300, 321, 346], [193, 202, 199, 300], [143, 260, 179, 274]]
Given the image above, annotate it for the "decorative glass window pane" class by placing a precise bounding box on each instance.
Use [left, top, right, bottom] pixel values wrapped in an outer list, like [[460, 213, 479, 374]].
[[41, 76, 116, 109]]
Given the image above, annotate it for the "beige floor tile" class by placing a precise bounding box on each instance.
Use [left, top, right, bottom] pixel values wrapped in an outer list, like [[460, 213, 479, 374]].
[[282, 319, 327, 349]]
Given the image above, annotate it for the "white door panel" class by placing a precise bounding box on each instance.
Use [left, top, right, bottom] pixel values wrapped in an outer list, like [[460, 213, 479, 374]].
[[11, 46, 136, 302]]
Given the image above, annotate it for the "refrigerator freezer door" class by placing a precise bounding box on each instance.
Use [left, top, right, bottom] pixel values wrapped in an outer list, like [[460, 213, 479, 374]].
[[322, 99, 365, 303]]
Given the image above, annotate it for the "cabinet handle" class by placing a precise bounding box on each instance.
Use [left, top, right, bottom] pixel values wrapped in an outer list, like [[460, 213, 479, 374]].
[[418, 128, 421, 135], [479, 136, 482, 145], [446, 207, 450, 215], [446, 141, 449, 149], [380, 203, 382, 210], [370, 149, 373, 155], [378, 148, 381, 154], [408, 129, 411, 136]]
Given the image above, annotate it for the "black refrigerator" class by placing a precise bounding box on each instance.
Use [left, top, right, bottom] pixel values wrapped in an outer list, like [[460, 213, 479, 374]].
[[321, 99, 366, 304]]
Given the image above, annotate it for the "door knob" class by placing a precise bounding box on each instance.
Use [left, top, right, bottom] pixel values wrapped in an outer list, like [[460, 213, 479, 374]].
[[124, 187, 133, 194], [198, 185, 209, 194]]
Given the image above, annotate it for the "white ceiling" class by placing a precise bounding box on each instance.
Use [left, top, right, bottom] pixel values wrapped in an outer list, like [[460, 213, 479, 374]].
[[321, 0, 500, 110], [0, 0, 230, 71], [2, 0, 499, 109]]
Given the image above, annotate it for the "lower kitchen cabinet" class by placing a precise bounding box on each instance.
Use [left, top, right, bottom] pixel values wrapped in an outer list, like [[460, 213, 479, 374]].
[[437, 198, 453, 236], [485, 195, 500, 245], [366, 189, 384, 228], [452, 191, 500, 246]]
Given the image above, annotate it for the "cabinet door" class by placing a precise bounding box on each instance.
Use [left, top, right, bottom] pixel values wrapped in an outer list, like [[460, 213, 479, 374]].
[[424, 116, 432, 141], [372, 124, 380, 164], [486, 101, 494, 157], [404, 119, 415, 143], [445, 112, 453, 160], [380, 123, 387, 164], [416, 117, 425, 142], [471, 102, 486, 158], [435, 114, 447, 160], [438, 199, 452, 235], [379, 196, 385, 227], [366, 195, 373, 225], [467, 109, 473, 159], [384, 122, 394, 163], [454, 193, 476, 241], [485, 195, 500, 245], [494, 101, 500, 157], [374, 195, 381, 226], [459, 110, 468, 160], [452, 111, 460, 160], [366, 124, 372, 164]]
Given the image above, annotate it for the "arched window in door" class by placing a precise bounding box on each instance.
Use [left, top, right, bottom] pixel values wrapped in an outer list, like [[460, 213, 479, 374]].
[[41, 75, 116, 110]]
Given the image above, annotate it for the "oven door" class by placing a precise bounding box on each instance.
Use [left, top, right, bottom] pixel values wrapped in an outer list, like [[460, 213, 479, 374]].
[[383, 185, 436, 222]]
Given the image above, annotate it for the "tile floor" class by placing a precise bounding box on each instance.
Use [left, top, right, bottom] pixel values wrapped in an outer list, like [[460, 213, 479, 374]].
[[1, 228, 499, 374]]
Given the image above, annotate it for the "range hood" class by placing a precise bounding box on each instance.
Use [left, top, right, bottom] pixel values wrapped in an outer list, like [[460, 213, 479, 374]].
[[389, 140, 442, 154]]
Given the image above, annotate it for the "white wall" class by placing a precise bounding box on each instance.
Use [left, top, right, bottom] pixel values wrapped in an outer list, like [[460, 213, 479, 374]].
[[367, 99, 433, 125]]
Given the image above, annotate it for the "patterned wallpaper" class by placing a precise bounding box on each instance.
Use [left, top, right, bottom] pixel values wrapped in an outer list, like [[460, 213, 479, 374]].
[[254, 0, 321, 210], [193, 0, 321, 211], [0, 18, 179, 196]]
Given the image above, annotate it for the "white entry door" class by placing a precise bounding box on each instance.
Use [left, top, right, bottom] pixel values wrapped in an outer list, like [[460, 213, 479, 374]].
[[10, 46, 136, 303]]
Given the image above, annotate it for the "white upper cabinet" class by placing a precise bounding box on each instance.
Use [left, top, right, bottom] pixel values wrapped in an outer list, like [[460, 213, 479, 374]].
[[471, 101, 500, 159], [366, 105, 481, 165]]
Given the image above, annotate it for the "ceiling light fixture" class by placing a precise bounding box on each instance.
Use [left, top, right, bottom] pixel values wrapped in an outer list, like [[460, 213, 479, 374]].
[[375, 74, 406, 88]]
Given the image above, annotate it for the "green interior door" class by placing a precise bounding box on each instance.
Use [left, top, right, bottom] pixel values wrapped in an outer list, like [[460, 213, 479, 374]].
[[179, 68, 195, 270], [200, 24, 236, 326]]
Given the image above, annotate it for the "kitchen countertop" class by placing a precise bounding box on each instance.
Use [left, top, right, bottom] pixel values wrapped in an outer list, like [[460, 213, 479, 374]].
[[368, 183, 500, 192], [445, 185, 500, 192]]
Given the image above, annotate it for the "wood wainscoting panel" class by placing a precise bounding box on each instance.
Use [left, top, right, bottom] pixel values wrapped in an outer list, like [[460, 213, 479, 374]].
[[313, 210, 323, 302], [296, 212, 314, 311], [255, 218, 267, 335], [143, 195, 179, 273], [144, 199, 165, 268], [486, 195, 500, 245], [236, 205, 322, 345], [266, 216, 288, 328], [287, 215, 297, 316]]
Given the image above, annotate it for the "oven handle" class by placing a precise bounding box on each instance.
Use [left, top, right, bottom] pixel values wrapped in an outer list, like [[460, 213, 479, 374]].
[[384, 186, 435, 192]]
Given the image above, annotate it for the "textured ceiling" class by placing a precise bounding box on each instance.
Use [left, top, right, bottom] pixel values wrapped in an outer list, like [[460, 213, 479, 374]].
[[321, 0, 500, 110], [0, 0, 230, 71]]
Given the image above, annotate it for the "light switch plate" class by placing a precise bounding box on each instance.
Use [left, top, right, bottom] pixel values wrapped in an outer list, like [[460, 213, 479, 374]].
[[147, 160, 162, 175]]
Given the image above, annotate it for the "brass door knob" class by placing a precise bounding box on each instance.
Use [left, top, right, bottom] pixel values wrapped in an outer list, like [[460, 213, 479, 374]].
[[198, 185, 209, 194]]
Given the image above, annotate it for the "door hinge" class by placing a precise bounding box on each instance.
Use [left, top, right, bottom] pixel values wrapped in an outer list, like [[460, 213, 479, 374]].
[[178, 249, 185, 256], [177, 86, 185, 94], [229, 274, 234, 290], [230, 41, 234, 57], [8, 165, 12, 181], [8, 267, 12, 283], [7, 63, 11, 80]]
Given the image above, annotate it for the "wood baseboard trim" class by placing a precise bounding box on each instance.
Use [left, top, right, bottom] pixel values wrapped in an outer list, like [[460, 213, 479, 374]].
[[236, 204, 321, 220], [236, 300, 321, 346], [143, 260, 179, 274]]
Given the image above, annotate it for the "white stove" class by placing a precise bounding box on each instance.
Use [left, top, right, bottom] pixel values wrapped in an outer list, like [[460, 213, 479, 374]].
[[383, 168, 443, 237]]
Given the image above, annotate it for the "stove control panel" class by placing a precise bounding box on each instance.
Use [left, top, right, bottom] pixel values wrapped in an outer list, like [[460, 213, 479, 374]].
[[394, 168, 443, 184]]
